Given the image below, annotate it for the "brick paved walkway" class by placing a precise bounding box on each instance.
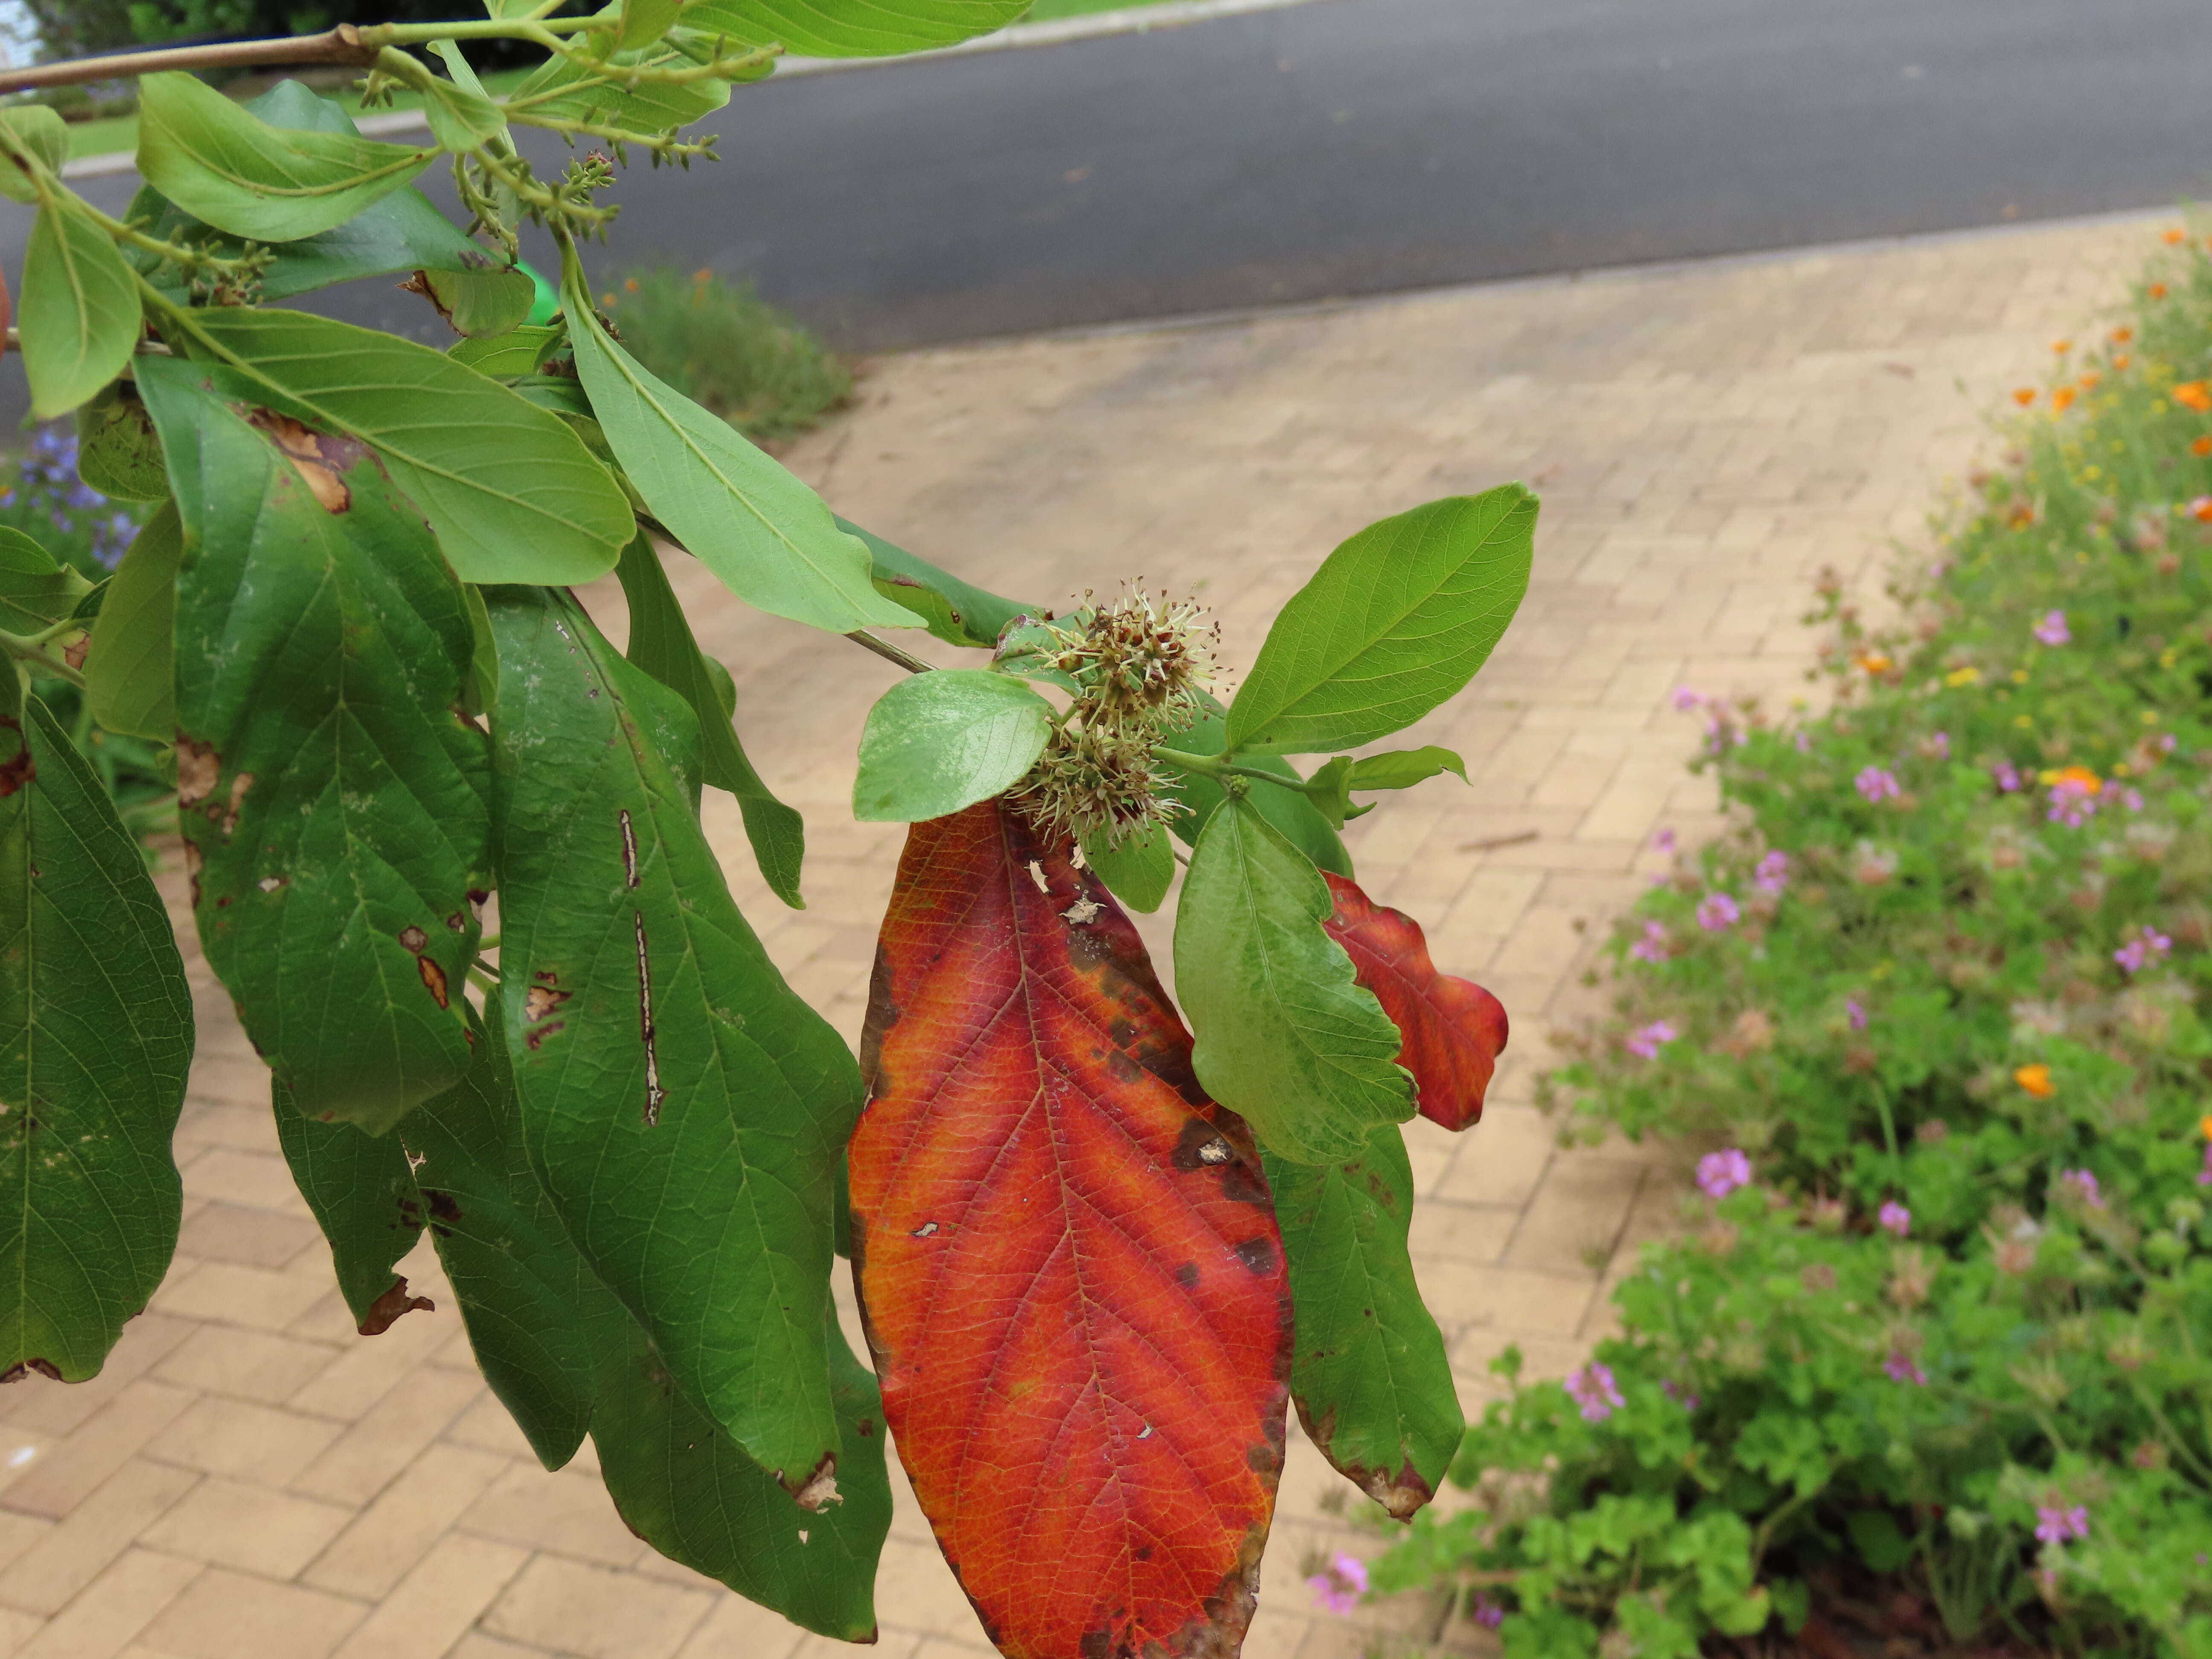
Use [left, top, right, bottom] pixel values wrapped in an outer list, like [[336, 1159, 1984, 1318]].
[[0, 211, 2168, 1659]]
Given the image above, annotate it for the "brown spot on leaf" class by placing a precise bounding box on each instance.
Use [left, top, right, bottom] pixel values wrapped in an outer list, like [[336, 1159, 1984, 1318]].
[[398, 926, 428, 953], [184, 841, 204, 908], [256, 875, 288, 893], [1232, 1237, 1276, 1276], [0, 1359, 61, 1384], [1173, 1262, 1199, 1288], [524, 984, 570, 1022], [61, 632, 88, 671], [524, 1020, 564, 1050], [0, 736, 33, 799], [417, 955, 449, 1009], [175, 736, 218, 806], [247, 410, 360, 512], [445, 912, 465, 932], [357, 1277, 434, 1335], [218, 771, 253, 837], [1360, 1463, 1436, 1522], [426, 1190, 463, 1225], [791, 1454, 842, 1512]]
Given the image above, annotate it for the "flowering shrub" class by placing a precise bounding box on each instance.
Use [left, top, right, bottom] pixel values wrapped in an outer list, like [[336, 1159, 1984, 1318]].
[[1371, 245, 2212, 1655], [0, 426, 143, 573]]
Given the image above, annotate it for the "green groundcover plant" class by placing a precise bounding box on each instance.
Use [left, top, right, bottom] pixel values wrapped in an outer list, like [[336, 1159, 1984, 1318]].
[[599, 265, 851, 442], [1371, 250, 2212, 1656]]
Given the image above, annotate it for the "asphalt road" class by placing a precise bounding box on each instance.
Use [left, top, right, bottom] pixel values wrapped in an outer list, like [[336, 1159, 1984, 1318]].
[[10, 0, 2212, 430]]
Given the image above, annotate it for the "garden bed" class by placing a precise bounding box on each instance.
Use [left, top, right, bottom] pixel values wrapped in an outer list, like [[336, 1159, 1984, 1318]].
[[1370, 236, 2212, 1657]]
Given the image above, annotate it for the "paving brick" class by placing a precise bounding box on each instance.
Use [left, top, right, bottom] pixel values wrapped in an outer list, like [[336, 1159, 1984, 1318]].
[[303, 1444, 511, 1600], [454, 1464, 650, 1571], [140, 1398, 343, 1487], [154, 1328, 338, 1407], [134, 1566, 365, 1659], [173, 1206, 322, 1271], [481, 1556, 714, 1659], [138, 1477, 353, 1578], [287, 1363, 483, 1509], [0, 1461, 197, 1617], [12, 1548, 199, 1659], [326, 1532, 527, 1659]]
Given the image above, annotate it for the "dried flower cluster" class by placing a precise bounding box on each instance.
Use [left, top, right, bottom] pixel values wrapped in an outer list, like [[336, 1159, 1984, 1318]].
[[1007, 588, 1217, 847]]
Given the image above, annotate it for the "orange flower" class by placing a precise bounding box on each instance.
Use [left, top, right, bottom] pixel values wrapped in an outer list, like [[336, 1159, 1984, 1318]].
[[2176, 381, 2212, 413], [2200, 1113, 2212, 1141], [2013, 388, 2037, 406], [2055, 765, 2103, 795], [2192, 496, 2212, 521], [2113, 326, 2135, 344], [2078, 371, 2101, 389], [2051, 386, 2078, 414], [2151, 283, 2170, 300], [2014, 1063, 2055, 1098], [2195, 436, 2212, 457], [2114, 355, 2132, 370], [2165, 227, 2189, 245], [1856, 652, 1893, 674], [2052, 339, 2073, 353]]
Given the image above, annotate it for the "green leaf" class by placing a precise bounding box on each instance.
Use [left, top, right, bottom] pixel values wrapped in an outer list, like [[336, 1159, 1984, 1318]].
[[138, 356, 492, 1135], [273, 1084, 431, 1332], [990, 612, 1083, 693], [593, 1316, 891, 1638], [0, 105, 68, 200], [20, 202, 141, 421], [84, 504, 180, 743], [407, 57, 507, 151], [1305, 745, 1467, 830], [1174, 796, 1412, 1164], [1264, 1126, 1461, 1519], [401, 988, 622, 1470], [0, 528, 95, 637], [851, 669, 1052, 822], [450, 324, 564, 378], [1226, 489, 1536, 754], [562, 291, 911, 633], [616, 534, 807, 907], [136, 70, 437, 243], [128, 83, 512, 306], [75, 383, 171, 502], [1080, 823, 1173, 913], [680, 0, 1029, 58], [486, 584, 860, 1490], [837, 515, 1032, 649], [0, 683, 192, 1381], [162, 307, 634, 584], [1163, 696, 1351, 877], [619, 0, 685, 49], [418, 267, 538, 339], [506, 41, 731, 132]]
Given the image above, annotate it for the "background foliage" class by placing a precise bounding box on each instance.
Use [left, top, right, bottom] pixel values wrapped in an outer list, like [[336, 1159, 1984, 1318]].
[[1373, 239, 2212, 1658]]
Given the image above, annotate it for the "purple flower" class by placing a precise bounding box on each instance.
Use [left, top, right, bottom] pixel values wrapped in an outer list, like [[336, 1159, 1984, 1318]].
[[1929, 731, 1951, 761], [1305, 1552, 1368, 1615], [2160, 733, 2179, 754], [1565, 1362, 1625, 1423], [2055, 1168, 2105, 1210], [1627, 1020, 1676, 1060], [1883, 1350, 1928, 1385], [1660, 1378, 1701, 1412], [1754, 851, 1789, 895], [1856, 767, 1901, 803], [1847, 997, 1868, 1031], [2048, 778, 2099, 828], [1672, 688, 1705, 712], [1696, 892, 1740, 932], [2113, 926, 2172, 975], [1697, 1148, 1752, 1199], [2198, 1143, 2211, 1187], [2122, 788, 2145, 812], [2034, 610, 2072, 647], [1629, 920, 1670, 964], [1651, 827, 1676, 853], [1794, 730, 1812, 754], [1994, 761, 2023, 793], [2034, 1505, 2090, 1546], [1878, 1201, 1911, 1237], [1470, 1596, 1505, 1630]]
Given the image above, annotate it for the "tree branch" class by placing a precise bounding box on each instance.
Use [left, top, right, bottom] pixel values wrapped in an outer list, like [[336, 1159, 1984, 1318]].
[[844, 630, 937, 675], [1, 25, 381, 93]]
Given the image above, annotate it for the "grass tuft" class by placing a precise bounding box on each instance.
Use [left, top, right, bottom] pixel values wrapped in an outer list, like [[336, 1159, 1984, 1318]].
[[602, 268, 853, 445]]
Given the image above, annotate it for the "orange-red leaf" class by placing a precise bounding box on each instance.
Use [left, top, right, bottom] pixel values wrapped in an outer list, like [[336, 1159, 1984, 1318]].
[[1321, 870, 1507, 1131], [850, 800, 1290, 1659]]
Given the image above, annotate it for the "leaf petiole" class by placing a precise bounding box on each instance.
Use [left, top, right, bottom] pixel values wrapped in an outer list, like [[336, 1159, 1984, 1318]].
[[0, 631, 87, 687], [1154, 745, 1324, 798]]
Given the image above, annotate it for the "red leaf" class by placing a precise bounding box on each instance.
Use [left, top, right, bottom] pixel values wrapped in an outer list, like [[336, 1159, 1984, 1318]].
[[850, 801, 1290, 1659], [1321, 870, 1508, 1131]]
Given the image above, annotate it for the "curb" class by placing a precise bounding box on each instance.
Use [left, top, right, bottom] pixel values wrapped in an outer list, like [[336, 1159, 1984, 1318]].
[[57, 0, 1341, 179]]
